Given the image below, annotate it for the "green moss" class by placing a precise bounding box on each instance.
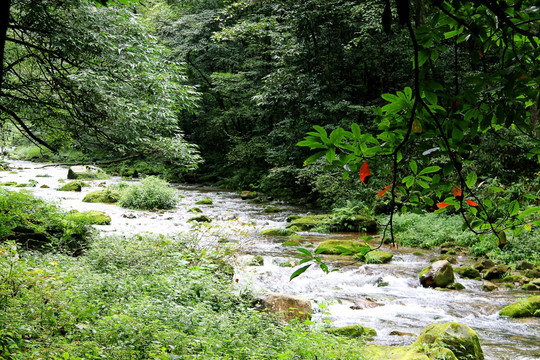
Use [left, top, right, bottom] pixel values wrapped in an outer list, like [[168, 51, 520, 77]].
[[187, 215, 212, 223], [259, 228, 296, 236], [500, 296, 540, 318], [66, 210, 111, 225], [315, 240, 370, 255], [195, 198, 213, 205], [365, 345, 431, 360], [1, 181, 17, 186], [263, 205, 281, 213], [454, 266, 481, 279], [188, 207, 203, 213], [413, 251, 425, 257], [413, 322, 484, 360], [82, 189, 122, 203], [287, 214, 377, 233], [59, 181, 88, 192], [282, 239, 301, 246], [327, 325, 376, 338], [364, 250, 393, 264]]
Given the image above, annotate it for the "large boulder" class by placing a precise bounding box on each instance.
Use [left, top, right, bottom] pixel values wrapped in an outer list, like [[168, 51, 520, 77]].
[[257, 292, 311, 322], [499, 295, 540, 318], [483, 264, 508, 280], [315, 240, 370, 255], [59, 181, 85, 192], [419, 260, 455, 288], [67, 165, 107, 180], [413, 322, 484, 360]]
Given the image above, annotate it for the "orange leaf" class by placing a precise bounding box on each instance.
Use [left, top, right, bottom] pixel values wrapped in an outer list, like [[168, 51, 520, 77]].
[[360, 161, 371, 185], [377, 185, 391, 197], [478, 50, 484, 57], [452, 99, 459, 110], [452, 185, 462, 198], [437, 202, 451, 209], [466, 199, 478, 207], [520, 74, 526, 79]]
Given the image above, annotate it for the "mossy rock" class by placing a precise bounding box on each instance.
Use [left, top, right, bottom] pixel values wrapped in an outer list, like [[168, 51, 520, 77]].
[[286, 215, 302, 222], [240, 191, 257, 200], [412, 251, 425, 257], [315, 240, 370, 255], [1, 181, 17, 186], [454, 266, 481, 279], [195, 198, 213, 205], [263, 205, 281, 213], [59, 181, 88, 192], [420, 260, 455, 288], [287, 214, 377, 233], [473, 258, 495, 271], [365, 345, 432, 360], [521, 283, 540, 291], [282, 239, 301, 246], [364, 250, 394, 264], [187, 215, 212, 223], [66, 210, 111, 225], [82, 189, 122, 203], [188, 207, 202, 213], [259, 228, 296, 236], [499, 296, 540, 318], [483, 264, 509, 280], [327, 324, 377, 338], [413, 322, 484, 360], [448, 282, 465, 290], [120, 168, 138, 178]]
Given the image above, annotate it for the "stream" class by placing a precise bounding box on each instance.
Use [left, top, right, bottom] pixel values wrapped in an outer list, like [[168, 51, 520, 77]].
[[1, 160, 539, 360]]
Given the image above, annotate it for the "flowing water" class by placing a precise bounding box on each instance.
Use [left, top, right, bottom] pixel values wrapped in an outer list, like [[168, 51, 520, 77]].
[[2, 160, 539, 359]]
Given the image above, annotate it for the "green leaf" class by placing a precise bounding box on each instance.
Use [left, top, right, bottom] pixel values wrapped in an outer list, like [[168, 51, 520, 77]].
[[290, 264, 311, 281], [351, 123, 361, 139], [417, 180, 430, 189], [520, 207, 540, 217], [296, 248, 312, 258], [326, 148, 336, 163], [303, 151, 326, 165], [397, 151, 403, 163], [509, 200, 520, 217], [466, 172, 478, 188], [402, 175, 415, 188], [409, 160, 418, 175], [418, 166, 441, 175]]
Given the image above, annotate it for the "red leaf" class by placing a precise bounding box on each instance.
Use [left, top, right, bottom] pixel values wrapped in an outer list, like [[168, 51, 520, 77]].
[[452, 185, 462, 199], [520, 74, 526, 79], [478, 50, 484, 57], [360, 161, 371, 185], [466, 199, 478, 207], [452, 99, 459, 110], [377, 185, 391, 197], [437, 202, 451, 209]]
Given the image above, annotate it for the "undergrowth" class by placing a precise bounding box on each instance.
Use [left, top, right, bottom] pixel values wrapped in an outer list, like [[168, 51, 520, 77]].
[[0, 235, 368, 359], [386, 212, 540, 264]]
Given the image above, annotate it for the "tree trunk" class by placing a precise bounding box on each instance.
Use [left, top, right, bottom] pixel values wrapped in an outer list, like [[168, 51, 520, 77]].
[[0, 0, 11, 91]]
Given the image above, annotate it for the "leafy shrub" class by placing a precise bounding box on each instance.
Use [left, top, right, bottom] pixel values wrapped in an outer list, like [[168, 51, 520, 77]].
[[117, 176, 177, 210]]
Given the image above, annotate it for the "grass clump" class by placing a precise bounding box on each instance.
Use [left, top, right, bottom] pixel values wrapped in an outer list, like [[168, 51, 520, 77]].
[[117, 176, 177, 210], [0, 235, 369, 359]]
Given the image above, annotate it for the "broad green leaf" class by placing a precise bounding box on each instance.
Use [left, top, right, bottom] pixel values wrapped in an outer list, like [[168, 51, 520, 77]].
[[418, 166, 441, 175], [296, 248, 312, 258], [326, 148, 336, 163], [290, 264, 311, 281], [303, 151, 326, 165], [409, 160, 418, 175], [509, 200, 520, 217], [520, 207, 540, 217], [417, 180, 430, 189], [351, 123, 361, 139], [466, 172, 478, 188]]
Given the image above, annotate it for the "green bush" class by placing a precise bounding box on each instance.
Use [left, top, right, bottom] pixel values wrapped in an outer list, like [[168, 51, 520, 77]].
[[117, 176, 177, 210]]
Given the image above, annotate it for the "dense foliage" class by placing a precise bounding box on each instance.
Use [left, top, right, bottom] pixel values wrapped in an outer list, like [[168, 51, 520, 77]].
[[0, 235, 369, 359]]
